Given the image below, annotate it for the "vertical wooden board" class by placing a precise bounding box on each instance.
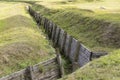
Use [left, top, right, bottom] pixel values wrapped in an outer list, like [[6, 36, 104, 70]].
[[34, 13, 37, 21], [28, 9, 31, 15], [48, 21, 52, 33], [46, 20, 50, 33], [80, 44, 91, 59], [44, 18, 47, 31], [51, 23, 55, 40], [37, 15, 40, 25], [44, 18, 47, 29], [28, 6, 31, 14], [47, 20, 52, 34], [57, 54, 64, 77], [43, 18, 46, 30], [44, 18, 47, 28], [48, 21, 53, 39], [53, 25, 57, 42], [61, 31, 66, 52], [54, 26, 60, 46], [45, 19, 49, 33], [38, 15, 42, 26], [41, 17, 45, 27], [34, 12, 37, 20], [36, 13, 39, 23], [64, 34, 72, 57], [31, 9, 34, 16], [58, 29, 66, 51], [69, 38, 80, 62], [32, 10, 35, 17], [51, 23, 56, 41], [39, 15, 42, 24], [58, 29, 63, 47], [31, 11, 34, 16], [31, 9, 35, 17], [37, 14, 40, 22], [77, 54, 90, 67], [42, 17, 45, 27], [77, 44, 91, 67]]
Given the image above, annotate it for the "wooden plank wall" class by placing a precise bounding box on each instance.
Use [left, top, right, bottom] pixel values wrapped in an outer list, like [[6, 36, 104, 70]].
[[0, 56, 62, 80], [28, 7, 93, 69], [0, 6, 108, 80]]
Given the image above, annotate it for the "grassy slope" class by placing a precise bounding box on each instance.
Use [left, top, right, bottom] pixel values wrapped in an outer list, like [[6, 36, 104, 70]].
[[31, 0, 120, 52], [1, 0, 120, 79], [59, 49, 120, 80], [28, 0, 120, 79], [0, 2, 55, 77]]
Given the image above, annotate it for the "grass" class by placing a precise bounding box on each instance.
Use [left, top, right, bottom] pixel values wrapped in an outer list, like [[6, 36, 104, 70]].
[[0, 2, 55, 77], [26, 0, 120, 79], [31, 0, 120, 52], [59, 49, 120, 80], [0, 0, 120, 79]]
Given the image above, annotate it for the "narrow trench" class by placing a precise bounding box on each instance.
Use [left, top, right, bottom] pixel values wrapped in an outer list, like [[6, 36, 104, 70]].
[[0, 5, 109, 80], [32, 14, 75, 78], [28, 6, 108, 79], [40, 25, 73, 76]]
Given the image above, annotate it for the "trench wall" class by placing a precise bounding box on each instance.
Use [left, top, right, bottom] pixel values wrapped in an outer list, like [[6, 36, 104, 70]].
[[28, 7, 94, 69]]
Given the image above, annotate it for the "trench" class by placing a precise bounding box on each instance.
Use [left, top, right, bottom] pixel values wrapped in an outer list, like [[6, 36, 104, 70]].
[[28, 6, 108, 79], [0, 3, 111, 80], [35, 11, 73, 76], [28, 7, 79, 78]]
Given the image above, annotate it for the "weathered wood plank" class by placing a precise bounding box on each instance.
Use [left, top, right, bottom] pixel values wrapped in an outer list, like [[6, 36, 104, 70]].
[[54, 26, 60, 47], [51, 23, 56, 41], [77, 44, 92, 67], [64, 34, 72, 57], [57, 53, 64, 77], [69, 38, 80, 62], [58, 29, 66, 52]]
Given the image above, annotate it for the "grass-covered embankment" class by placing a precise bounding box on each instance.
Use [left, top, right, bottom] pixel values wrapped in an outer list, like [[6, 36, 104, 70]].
[[31, 0, 120, 52], [0, 2, 55, 77], [28, 0, 120, 79], [59, 49, 120, 80], [1, 0, 120, 79]]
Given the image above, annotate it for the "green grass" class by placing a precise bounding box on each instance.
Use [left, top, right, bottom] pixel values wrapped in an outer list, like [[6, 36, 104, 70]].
[[0, 2, 55, 77], [0, 0, 120, 79], [26, 0, 120, 79], [59, 49, 120, 80], [31, 2, 120, 52]]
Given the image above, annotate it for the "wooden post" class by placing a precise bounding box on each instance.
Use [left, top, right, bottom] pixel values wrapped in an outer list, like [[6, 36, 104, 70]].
[[56, 51, 64, 77], [25, 66, 34, 80], [54, 26, 60, 47], [64, 34, 72, 57]]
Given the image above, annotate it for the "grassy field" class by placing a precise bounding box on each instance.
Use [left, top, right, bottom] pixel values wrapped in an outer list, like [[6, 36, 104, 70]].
[[0, 0, 120, 79], [0, 2, 55, 77]]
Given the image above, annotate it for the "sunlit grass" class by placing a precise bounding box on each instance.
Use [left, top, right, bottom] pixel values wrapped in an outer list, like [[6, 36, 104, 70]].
[[29, 0, 120, 79], [0, 0, 120, 79], [0, 2, 55, 77]]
